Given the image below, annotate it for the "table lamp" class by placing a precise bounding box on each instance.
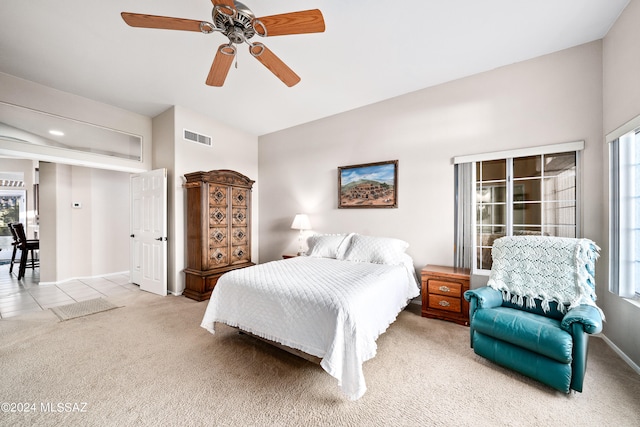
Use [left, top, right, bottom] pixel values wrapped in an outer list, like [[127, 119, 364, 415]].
[[291, 214, 311, 255]]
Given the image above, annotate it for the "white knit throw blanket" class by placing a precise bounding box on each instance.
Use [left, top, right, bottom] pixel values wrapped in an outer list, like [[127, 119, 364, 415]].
[[487, 236, 601, 315]]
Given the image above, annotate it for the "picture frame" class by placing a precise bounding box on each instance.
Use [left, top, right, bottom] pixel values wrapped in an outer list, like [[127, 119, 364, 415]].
[[338, 160, 398, 208]]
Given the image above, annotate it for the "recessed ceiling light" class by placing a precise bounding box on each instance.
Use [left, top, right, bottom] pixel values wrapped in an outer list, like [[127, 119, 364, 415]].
[[49, 130, 64, 136]]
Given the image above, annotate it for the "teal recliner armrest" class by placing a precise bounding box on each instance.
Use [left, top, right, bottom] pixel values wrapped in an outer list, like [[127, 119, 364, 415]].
[[464, 287, 502, 318], [561, 305, 603, 392], [561, 305, 603, 335], [464, 286, 502, 307], [463, 287, 503, 346]]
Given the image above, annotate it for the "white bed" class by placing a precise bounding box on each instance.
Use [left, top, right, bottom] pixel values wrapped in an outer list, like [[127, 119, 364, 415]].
[[201, 233, 420, 400]]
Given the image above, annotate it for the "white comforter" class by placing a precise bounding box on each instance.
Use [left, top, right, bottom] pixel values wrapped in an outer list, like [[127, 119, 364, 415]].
[[201, 256, 420, 400]]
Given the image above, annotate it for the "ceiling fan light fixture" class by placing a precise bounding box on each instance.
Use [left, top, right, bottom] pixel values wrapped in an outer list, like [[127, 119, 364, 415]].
[[227, 26, 248, 44]]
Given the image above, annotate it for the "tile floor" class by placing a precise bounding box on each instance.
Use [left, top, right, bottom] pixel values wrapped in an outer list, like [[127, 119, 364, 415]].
[[0, 262, 139, 319]]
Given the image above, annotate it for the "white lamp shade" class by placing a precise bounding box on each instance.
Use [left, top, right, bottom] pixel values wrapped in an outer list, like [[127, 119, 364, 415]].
[[291, 214, 311, 230]]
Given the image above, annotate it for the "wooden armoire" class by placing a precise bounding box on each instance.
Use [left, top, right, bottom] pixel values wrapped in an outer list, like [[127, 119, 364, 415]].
[[183, 169, 254, 301]]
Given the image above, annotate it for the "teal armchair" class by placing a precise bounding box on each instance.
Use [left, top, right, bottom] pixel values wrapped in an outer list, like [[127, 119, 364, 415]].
[[463, 236, 603, 393]]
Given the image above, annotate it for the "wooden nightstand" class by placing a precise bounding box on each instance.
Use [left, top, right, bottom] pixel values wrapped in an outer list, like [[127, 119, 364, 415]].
[[282, 254, 298, 259], [421, 265, 470, 326]]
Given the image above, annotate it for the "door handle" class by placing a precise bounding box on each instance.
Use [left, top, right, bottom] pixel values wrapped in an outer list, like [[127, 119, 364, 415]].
[[130, 234, 135, 238], [155, 237, 167, 241]]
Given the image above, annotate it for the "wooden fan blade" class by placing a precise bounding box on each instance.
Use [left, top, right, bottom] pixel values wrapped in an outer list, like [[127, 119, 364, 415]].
[[211, 0, 236, 8], [250, 44, 301, 87], [254, 10, 325, 37], [206, 45, 236, 87], [211, 0, 236, 16], [121, 12, 206, 32]]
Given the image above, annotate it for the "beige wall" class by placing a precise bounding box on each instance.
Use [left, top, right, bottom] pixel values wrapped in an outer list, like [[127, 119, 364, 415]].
[[604, 0, 640, 133], [0, 73, 260, 294], [152, 105, 259, 295], [0, 72, 150, 284], [0, 72, 152, 173], [88, 168, 130, 275], [151, 108, 177, 293], [39, 162, 68, 282], [259, 41, 604, 276], [38, 162, 130, 283], [602, 0, 640, 369]]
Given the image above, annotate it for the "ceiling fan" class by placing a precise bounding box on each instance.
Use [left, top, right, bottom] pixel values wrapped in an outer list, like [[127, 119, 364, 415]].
[[121, 1, 325, 87]]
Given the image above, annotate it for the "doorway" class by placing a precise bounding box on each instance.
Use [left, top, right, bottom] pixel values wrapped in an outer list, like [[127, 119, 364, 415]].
[[0, 189, 27, 264]]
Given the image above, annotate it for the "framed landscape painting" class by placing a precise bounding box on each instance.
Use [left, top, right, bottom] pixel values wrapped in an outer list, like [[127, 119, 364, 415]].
[[338, 160, 398, 208]]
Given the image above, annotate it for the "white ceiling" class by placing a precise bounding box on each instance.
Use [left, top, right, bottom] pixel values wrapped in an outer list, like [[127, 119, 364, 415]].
[[0, 0, 630, 136]]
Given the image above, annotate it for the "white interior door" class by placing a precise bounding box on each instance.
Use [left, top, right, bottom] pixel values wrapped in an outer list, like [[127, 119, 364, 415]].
[[130, 168, 167, 296]]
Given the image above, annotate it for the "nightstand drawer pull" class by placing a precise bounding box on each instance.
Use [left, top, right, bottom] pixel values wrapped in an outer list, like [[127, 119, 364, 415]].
[[427, 294, 461, 313], [427, 280, 462, 296]]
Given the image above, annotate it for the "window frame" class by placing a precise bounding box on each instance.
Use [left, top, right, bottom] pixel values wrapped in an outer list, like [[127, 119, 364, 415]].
[[453, 141, 584, 275], [608, 115, 640, 300]]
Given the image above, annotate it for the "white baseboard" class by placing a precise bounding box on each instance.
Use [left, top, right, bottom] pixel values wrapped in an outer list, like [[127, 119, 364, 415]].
[[599, 333, 640, 375], [39, 271, 130, 286]]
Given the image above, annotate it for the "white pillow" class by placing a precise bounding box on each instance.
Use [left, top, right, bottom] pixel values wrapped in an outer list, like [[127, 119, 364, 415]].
[[336, 233, 356, 259], [306, 234, 353, 259], [340, 234, 409, 265]]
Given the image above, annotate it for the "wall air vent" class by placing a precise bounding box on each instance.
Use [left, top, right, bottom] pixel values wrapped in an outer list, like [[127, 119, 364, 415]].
[[183, 129, 212, 147], [0, 172, 25, 187], [0, 180, 24, 187]]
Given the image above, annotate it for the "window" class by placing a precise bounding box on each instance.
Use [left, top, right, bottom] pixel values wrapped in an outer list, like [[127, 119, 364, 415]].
[[609, 126, 640, 299], [0, 189, 26, 263], [475, 153, 578, 271], [454, 141, 583, 273]]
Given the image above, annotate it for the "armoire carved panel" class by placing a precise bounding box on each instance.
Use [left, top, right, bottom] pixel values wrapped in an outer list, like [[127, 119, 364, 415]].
[[183, 169, 254, 301]]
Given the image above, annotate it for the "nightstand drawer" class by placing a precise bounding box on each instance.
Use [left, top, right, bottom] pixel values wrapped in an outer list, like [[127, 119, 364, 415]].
[[421, 264, 470, 326], [427, 280, 462, 297], [428, 294, 462, 313]]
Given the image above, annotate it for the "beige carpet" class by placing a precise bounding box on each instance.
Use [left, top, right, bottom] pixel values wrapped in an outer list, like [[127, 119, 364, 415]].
[[1, 291, 639, 427]]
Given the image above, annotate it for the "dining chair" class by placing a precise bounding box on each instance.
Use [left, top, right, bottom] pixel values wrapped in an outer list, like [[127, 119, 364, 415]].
[[7, 223, 20, 274], [12, 223, 39, 280]]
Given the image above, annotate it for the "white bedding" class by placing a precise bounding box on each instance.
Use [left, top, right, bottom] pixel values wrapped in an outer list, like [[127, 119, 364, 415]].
[[201, 256, 420, 400]]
